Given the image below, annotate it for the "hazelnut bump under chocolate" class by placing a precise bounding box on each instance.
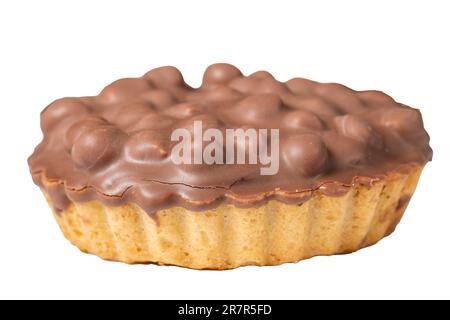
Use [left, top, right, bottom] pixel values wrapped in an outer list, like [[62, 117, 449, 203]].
[[28, 63, 432, 215]]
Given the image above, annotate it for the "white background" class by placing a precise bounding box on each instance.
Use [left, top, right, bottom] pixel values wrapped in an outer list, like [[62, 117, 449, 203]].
[[0, 0, 449, 299]]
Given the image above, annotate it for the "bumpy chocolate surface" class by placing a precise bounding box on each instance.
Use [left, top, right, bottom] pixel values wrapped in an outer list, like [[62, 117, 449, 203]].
[[28, 63, 432, 214]]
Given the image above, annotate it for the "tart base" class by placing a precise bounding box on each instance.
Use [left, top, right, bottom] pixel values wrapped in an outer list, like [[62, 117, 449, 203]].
[[42, 166, 423, 269]]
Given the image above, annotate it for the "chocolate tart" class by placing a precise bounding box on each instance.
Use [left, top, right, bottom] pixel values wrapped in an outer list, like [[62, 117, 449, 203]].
[[28, 64, 431, 269]]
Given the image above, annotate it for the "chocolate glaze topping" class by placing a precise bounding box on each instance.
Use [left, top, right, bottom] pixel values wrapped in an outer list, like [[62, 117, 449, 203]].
[[28, 64, 432, 214]]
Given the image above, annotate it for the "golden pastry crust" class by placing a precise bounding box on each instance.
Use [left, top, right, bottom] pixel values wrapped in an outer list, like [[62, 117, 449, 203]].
[[42, 165, 423, 269]]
